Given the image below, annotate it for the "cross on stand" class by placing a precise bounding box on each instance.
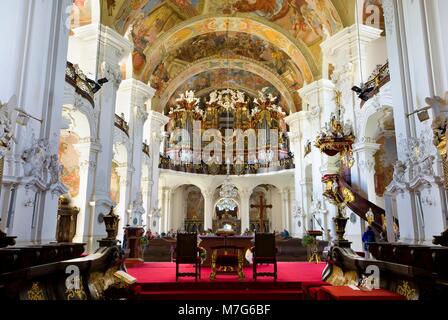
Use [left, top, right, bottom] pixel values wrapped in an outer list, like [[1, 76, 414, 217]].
[[250, 194, 272, 233]]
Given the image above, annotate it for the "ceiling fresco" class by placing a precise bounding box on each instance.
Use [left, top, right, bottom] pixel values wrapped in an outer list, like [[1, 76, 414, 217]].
[[99, 0, 352, 112], [148, 31, 303, 99], [72, 0, 93, 30]]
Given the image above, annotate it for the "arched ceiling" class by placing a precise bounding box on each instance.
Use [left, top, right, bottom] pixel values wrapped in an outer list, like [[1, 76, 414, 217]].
[[99, 0, 353, 112], [166, 70, 284, 112], [162, 58, 296, 112]]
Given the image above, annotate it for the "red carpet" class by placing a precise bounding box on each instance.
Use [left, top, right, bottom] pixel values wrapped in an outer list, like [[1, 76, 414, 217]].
[[127, 262, 326, 300]]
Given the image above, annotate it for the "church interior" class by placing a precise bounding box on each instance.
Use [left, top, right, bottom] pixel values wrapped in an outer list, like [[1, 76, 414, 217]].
[[0, 0, 448, 303]]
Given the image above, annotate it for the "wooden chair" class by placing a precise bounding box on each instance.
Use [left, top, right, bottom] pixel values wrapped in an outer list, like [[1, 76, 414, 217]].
[[251, 233, 277, 280], [175, 232, 201, 281]]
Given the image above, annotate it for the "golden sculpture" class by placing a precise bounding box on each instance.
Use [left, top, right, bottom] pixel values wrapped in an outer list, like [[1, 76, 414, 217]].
[[210, 248, 245, 281], [65, 276, 87, 300], [396, 281, 418, 300], [315, 90, 355, 167], [433, 125, 448, 190], [56, 194, 80, 243], [342, 187, 355, 204], [27, 282, 45, 300]]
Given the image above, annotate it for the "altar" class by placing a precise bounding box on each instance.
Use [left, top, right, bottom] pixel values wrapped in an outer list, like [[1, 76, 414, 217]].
[[198, 235, 253, 267]]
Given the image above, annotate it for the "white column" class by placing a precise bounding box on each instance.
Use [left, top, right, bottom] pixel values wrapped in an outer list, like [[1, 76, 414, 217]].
[[72, 24, 132, 248], [160, 187, 172, 233], [73, 141, 100, 244], [0, 0, 72, 244], [382, 0, 448, 242], [147, 111, 169, 216], [240, 189, 250, 233], [353, 142, 381, 205], [295, 80, 340, 241], [281, 188, 291, 232], [115, 165, 132, 241], [116, 79, 154, 225], [141, 176, 150, 228], [203, 190, 214, 231]]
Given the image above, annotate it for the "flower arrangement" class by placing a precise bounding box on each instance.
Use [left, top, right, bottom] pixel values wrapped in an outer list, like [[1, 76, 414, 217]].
[[302, 234, 316, 247], [198, 247, 207, 262]]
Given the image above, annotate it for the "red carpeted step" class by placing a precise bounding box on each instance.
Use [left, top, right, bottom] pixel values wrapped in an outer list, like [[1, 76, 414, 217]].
[[138, 281, 303, 292], [137, 289, 304, 300], [127, 262, 324, 301]]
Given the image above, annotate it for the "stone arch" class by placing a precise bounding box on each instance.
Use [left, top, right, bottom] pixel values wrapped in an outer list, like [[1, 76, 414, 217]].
[[172, 183, 205, 232], [158, 57, 297, 113], [249, 184, 279, 232], [212, 183, 241, 219], [357, 93, 398, 208], [63, 87, 97, 139]]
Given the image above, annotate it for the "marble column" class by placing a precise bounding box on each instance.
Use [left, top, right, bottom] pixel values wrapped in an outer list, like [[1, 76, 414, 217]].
[[0, 0, 72, 244], [281, 188, 291, 232], [353, 142, 381, 205], [240, 189, 250, 233], [115, 164, 132, 241], [203, 190, 214, 231], [160, 187, 172, 233], [116, 79, 154, 226], [73, 141, 100, 244], [147, 111, 169, 218], [381, 0, 448, 242], [71, 24, 132, 250], [141, 176, 150, 228]]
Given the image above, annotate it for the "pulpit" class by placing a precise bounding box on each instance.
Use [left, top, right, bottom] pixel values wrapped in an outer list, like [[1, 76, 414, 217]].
[[125, 226, 144, 261]]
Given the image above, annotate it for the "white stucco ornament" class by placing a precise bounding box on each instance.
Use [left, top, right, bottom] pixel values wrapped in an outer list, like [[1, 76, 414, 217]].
[[132, 192, 146, 226], [0, 97, 17, 158]]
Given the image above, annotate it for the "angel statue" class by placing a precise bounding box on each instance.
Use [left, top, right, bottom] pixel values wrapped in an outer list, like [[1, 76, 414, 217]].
[[0, 98, 16, 157], [392, 160, 406, 184], [48, 154, 63, 185], [208, 90, 219, 105], [236, 90, 246, 104], [343, 119, 354, 137]]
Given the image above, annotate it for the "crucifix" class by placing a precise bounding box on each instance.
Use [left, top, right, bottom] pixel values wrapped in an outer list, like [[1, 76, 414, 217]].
[[251, 194, 272, 233]]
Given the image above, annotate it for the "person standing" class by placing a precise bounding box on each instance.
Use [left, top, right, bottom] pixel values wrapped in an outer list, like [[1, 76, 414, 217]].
[[362, 226, 376, 259]]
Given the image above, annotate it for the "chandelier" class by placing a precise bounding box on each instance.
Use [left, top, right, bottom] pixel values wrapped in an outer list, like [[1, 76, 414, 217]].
[[315, 90, 355, 167], [220, 175, 238, 199], [216, 197, 237, 212]]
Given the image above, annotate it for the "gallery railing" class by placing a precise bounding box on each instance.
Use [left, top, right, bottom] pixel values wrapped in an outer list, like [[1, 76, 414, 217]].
[[159, 154, 295, 175], [114, 114, 129, 137], [360, 61, 390, 107], [65, 61, 95, 107]]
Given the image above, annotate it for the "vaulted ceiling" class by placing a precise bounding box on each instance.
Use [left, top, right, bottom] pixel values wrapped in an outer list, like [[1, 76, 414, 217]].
[[98, 0, 356, 112]]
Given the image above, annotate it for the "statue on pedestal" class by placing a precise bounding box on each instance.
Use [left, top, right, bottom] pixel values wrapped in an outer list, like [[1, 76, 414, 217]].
[[131, 192, 145, 227]]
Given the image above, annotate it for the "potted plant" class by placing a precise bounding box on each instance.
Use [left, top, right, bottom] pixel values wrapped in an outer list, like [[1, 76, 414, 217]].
[[302, 234, 320, 263], [302, 234, 316, 247]]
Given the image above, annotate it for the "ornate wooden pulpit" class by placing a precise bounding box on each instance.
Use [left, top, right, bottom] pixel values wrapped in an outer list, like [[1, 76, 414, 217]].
[[124, 226, 144, 261]]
